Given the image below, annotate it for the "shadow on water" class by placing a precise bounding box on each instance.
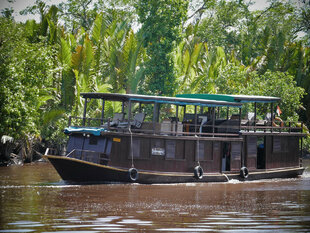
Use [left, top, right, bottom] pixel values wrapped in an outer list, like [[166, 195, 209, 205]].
[[0, 160, 310, 232]]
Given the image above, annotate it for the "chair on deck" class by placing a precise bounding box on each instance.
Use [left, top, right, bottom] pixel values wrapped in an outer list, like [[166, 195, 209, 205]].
[[131, 112, 146, 128], [118, 112, 146, 129], [102, 113, 124, 128]]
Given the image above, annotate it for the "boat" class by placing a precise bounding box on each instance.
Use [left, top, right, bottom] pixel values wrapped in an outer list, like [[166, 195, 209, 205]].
[[44, 93, 306, 183]]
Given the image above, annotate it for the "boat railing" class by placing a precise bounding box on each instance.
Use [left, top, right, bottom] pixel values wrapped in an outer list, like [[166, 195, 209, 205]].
[[66, 149, 109, 165], [240, 120, 303, 133], [67, 116, 304, 137], [68, 116, 103, 127], [136, 121, 240, 136]]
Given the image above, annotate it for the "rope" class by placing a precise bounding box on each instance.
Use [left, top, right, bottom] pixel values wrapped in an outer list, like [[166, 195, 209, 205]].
[[129, 126, 134, 168], [195, 134, 200, 166]]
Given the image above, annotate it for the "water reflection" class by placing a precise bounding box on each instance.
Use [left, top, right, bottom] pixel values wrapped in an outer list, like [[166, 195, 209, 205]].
[[0, 161, 310, 232]]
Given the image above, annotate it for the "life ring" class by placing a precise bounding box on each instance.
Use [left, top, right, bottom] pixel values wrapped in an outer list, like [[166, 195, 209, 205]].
[[128, 167, 139, 182], [194, 166, 204, 179], [240, 167, 249, 179], [272, 117, 284, 127]]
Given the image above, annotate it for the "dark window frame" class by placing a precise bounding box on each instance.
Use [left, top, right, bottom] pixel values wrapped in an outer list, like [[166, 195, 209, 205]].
[[196, 141, 214, 162]]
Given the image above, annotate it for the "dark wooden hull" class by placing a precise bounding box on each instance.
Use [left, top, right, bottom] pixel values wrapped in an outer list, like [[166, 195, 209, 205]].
[[44, 155, 305, 184]]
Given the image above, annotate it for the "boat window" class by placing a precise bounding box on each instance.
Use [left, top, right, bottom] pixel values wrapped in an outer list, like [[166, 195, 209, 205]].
[[273, 136, 288, 153], [247, 136, 257, 158], [212, 142, 220, 160], [175, 140, 185, 159], [197, 141, 213, 161], [247, 136, 258, 169], [198, 142, 204, 161], [132, 138, 141, 158], [105, 139, 112, 155], [89, 136, 98, 145], [101, 138, 107, 153], [273, 136, 281, 152], [231, 142, 241, 170], [231, 142, 241, 159], [166, 140, 176, 159], [281, 137, 288, 152]]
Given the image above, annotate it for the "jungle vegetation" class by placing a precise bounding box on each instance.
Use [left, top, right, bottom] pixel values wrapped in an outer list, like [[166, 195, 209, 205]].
[[0, 0, 309, 163]]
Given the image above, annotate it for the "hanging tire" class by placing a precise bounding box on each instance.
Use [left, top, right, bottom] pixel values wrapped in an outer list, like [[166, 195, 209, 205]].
[[194, 166, 204, 179], [240, 167, 249, 179], [128, 167, 139, 182]]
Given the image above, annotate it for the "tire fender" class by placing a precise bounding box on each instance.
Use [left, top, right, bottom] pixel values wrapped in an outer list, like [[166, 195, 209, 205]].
[[194, 166, 204, 179], [240, 166, 249, 179], [128, 167, 139, 182]]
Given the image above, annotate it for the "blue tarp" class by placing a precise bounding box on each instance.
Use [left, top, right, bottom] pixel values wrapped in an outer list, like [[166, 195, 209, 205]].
[[64, 126, 106, 136]]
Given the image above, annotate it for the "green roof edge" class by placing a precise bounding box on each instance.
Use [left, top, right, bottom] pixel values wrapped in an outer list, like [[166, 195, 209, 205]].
[[176, 94, 237, 103]]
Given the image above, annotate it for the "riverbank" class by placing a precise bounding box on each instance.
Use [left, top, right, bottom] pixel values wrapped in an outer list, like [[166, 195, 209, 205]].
[[0, 152, 43, 167]]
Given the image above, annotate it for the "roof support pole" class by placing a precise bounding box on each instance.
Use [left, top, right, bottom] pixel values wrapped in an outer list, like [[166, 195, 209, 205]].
[[128, 99, 132, 125], [271, 103, 274, 133], [153, 102, 158, 134], [82, 98, 88, 126], [212, 107, 215, 137], [254, 102, 257, 132], [175, 105, 179, 134], [241, 140, 245, 167], [101, 99, 105, 125], [157, 104, 160, 122], [239, 107, 242, 131], [227, 107, 229, 120], [122, 101, 125, 113], [194, 105, 197, 133], [300, 137, 303, 165]]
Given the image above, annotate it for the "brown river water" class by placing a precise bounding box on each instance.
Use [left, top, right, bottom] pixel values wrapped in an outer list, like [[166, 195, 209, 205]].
[[0, 160, 310, 232]]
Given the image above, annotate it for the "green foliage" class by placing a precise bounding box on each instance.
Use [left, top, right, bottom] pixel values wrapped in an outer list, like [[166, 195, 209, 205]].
[[174, 24, 206, 94], [0, 18, 62, 162], [57, 0, 136, 32], [303, 137, 310, 155], [57, 0, 97, 31], [136, 0, 188, 96], [196, 0, 249, 53], [215, 63, 247, 94], [245, 71, 305, 120], [300, 1, 310, 45]]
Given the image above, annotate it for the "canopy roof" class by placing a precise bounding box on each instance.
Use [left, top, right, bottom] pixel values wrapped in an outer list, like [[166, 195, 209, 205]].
[[176, 94, 280, 103], [81, 93, 243, 108]]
